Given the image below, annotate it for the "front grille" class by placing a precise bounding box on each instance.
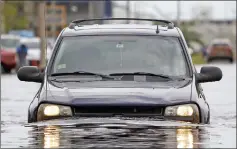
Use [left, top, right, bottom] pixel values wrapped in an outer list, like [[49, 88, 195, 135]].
[[74, 106, 163, 116]]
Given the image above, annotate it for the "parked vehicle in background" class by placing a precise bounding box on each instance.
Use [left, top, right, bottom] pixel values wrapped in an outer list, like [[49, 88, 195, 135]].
[[206, 38, 234, 63], [1, 34, 19, 73], [1, 34, 20, 51], [8, 30, 35, 38], [19, 37, 52, 67], [1, 48, 17, 73]]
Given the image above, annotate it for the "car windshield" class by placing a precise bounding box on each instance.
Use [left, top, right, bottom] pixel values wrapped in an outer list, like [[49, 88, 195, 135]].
[[24, 41, 40, 49], [1, 38, 19, 49], [51, 35, 188, 77]]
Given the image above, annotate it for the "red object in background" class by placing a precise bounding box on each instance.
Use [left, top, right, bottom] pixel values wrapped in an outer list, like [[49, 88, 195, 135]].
[[29, 60, 40, 67], [209, 44, 233, 57], [28, 60, 45, 72], [30, 60, 39, 66], [1, 48, 17, 73]]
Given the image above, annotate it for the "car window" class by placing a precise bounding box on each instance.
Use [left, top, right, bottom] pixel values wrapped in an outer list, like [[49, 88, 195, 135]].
[[213, 43, 229, 46], [1, 38, 19, 49], [212, 43, 231, 48], [52, 35, 188, 77]]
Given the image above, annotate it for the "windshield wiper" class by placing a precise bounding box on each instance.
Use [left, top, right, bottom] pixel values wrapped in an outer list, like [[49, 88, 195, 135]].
[[109, 72, 175, 80], [51, 71, 115, 80]]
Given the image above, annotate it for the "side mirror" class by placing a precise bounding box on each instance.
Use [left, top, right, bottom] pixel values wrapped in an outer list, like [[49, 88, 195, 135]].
[[17, 66, 44, 83], [196, 66, 222, 83]]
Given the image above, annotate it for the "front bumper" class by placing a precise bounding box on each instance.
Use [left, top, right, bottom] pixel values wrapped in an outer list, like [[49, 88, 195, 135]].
[[71, 114, 195, 123], [208, 55, 233, 60], [36, 105, 200, 124], [2, 62, 16, 69]]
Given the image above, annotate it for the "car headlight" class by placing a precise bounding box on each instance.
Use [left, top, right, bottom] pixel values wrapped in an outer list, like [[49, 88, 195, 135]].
[[37, 104, 73, 121], [164, 104, 200, 123]]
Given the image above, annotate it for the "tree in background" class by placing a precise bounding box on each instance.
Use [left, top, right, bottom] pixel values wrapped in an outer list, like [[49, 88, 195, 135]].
[[179, 23, 204, 49], [2, 2, 29, 33], [153, 21, 204, 50], [191, 3, 213, 21]]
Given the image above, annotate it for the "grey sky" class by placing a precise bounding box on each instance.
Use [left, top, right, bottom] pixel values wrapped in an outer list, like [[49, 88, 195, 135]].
[[114, 1, 236, 20]]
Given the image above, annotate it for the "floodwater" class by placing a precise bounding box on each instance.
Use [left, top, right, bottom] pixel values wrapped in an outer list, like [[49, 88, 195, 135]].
[[1, 63, 236, 148]]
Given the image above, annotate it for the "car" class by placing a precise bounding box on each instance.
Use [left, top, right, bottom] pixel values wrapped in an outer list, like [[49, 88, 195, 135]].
[[1, 34, 19, 73], [206, 38, 234, 63], [1, 48, 17, 73], [19, 37, 52, 67], [17, 18, 223, 124]]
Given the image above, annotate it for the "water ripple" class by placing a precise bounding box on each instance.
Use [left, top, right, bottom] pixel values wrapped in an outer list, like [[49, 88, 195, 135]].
[[1, 63, 236, 148]]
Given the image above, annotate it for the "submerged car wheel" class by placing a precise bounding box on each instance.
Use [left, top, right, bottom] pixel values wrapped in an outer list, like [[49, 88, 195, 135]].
[[206, 58, 212, 63], [1, 64, 11, 74], [4, 67, 11, 73], [4, 68, 11, 73], [229, 58, 234, 63]]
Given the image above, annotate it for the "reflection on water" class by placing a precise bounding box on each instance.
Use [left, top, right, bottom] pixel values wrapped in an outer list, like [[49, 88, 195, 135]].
[[27, 124, 209, 148], [43, 126, 60, 148], [177, 129, 195, 148]]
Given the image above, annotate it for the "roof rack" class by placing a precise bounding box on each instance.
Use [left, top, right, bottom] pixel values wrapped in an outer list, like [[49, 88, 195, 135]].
[[68, 18, 175, 31]]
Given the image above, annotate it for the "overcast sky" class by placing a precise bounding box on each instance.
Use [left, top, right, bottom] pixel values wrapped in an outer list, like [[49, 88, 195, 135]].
[[114, 1, 236, 20]]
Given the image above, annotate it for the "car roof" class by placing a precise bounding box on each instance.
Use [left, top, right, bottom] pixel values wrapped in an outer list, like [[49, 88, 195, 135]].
[[61, 24, 180, 37], [210, 38, 232, 45]]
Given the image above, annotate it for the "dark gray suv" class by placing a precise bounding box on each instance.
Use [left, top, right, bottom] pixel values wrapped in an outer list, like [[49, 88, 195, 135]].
[[17, 18, 222, 124]]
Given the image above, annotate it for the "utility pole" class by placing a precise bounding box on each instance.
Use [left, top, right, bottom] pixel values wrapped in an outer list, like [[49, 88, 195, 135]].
[[38, 2, 46, 70], [134, 2, 139, 24], [177, 0, 181, 27], [126, 1, 130, 24], [88, 1, 94, 20], [0, 0, 4, 78], [51, 1, 56, 40], [0, 0, 4, 33]]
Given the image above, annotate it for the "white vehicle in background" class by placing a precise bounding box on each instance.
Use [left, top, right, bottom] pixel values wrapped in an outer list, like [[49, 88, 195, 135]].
[[1, 34, 20, 52], [19, 37, 52, 67]]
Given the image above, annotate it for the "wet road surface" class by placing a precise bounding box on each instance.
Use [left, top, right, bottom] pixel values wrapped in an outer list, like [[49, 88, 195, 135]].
[[1, 63, 236, 148]]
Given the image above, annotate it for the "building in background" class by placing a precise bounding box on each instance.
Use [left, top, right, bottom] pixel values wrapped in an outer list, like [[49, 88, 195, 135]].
[[2, 1, 235, 49], [6, 1, 112, 38], [112, 1, 154, 24], [45, 0, 110, 38], [46, 4, 67, 37]]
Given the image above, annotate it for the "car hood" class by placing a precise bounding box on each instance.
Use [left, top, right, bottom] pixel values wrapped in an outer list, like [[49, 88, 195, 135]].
[[44, 81, 192, 106]]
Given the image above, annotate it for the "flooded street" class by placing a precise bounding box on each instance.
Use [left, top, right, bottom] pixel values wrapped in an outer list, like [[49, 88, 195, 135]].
[[1, 63, 236, 148]]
